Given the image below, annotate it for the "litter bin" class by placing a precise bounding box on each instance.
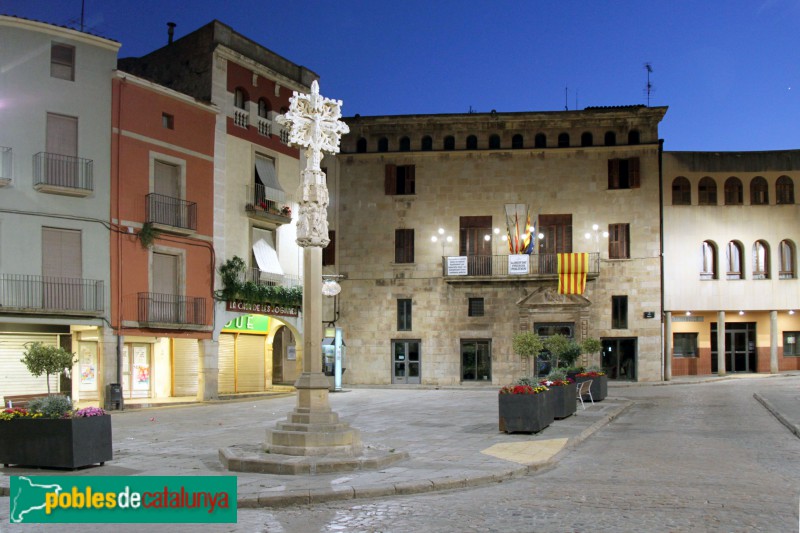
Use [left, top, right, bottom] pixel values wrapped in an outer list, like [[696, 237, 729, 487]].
[[105, 383, 122, 411]]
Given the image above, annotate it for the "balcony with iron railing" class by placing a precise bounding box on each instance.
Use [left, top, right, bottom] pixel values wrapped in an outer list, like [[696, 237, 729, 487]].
[[0, 146, 11, 187], [441, 253, 600, 282], [244, 183, 292, 225], [145, 193, 197, 234], [122, 292, 208, 330], [245, 267, 302, 288], [33, 152, 93, 196], [0, 274, 104, 316]]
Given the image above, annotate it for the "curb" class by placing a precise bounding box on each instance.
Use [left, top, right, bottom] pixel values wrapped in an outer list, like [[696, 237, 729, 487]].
[[753, 393, 800, 439]]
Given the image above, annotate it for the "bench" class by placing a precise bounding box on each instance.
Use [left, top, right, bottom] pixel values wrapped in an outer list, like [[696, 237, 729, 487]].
[[3, 393, 67, 409]]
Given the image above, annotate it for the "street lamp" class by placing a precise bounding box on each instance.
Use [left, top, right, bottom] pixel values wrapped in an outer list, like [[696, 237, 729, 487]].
[[493, 228, 508, 255], [431, 227, 453, 258], [584, 223, 609, 255]]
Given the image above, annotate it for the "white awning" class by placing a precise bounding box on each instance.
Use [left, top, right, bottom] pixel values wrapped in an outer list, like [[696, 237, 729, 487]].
[[255, 155, 284, 199], [252, 237, 284, 276]]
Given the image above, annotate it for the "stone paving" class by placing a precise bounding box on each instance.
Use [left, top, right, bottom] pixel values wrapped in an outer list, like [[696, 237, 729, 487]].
[[1, 374, 799, 532]]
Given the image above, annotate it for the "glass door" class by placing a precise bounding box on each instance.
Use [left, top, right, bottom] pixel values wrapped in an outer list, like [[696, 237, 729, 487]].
[[392, 340, 421, 384], [461, 340, 492, 382]]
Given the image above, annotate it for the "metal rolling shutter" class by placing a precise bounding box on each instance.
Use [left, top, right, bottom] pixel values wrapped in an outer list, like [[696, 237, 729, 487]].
[[236, 334, 265, 392], [172, 338, 198, 397], [218, 334, 236, 394], [0, 334, 60, 397]]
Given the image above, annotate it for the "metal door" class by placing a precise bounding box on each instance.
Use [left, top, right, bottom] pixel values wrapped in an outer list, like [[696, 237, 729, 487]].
[[392, 340, 420, 384]]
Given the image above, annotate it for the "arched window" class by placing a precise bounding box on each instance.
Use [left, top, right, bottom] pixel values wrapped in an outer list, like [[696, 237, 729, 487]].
[[378, 137, 389, 152], [777, 175, 795, 204], [557, 133, 570, 148], [444, 136, 455, 150], [724, 177, 743, 205], [534, 133, 547, 148], [701, 241, 718, 280], [356, 137, 367, 153], [581, 132, 593, 147], [489, 134, 501, 149], [257, 98, 270, 118], [750, 176, 769, 205], [726, 241, 744, 279], [628, 130, 640, 145], [234, 88, 247, 109], [672, 177, 691, 205], [511, 134, 523, 149], [421, 136, 433, 151], [698, 177, 717, 205], [399, 136, 410, 152], [466, 135, 478, 150], [604, 131, 616, 146], [780, 239, 796, 279], [752, 240, 770, 279]]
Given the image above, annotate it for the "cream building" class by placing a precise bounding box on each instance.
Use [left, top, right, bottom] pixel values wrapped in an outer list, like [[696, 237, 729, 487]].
[[327, 106, 668, 385], [663, 151, 800, 376]]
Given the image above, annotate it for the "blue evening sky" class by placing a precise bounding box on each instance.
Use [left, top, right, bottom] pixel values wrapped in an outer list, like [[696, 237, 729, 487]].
[[2, 0, 798, 151]]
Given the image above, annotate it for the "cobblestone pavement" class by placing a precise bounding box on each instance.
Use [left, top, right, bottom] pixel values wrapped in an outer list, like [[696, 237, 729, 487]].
[[2, 375, 799, 532]]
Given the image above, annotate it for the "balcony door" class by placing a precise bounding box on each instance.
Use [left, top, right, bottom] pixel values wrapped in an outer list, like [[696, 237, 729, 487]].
[[538, 214, 572, 274], [46, 113, 78, 187], [42, 227, 82, 311], [153, 160, 183, 227], [152, 252, 179, 323], [459, 216, 492, 275]]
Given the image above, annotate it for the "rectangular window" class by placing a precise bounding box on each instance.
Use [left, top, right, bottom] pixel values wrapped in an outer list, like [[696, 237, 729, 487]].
[[45, 113, 79, 188], [461, 339, 492, 381], [397, 299, 412, 331], [395, 229, 414, 263], [784, 332, 800, 356], [385, 164, 415, 195], [608, 223, 630, 259], [468, 297, 484, 317], [42, 227, 82, 310], [673, 333, 698, 357], [612, 295, 628, 329], [162, 113, 174, 129], [322, 230, 336, 266], [607, 158, 640, 189], [50, 43, 75, 81]]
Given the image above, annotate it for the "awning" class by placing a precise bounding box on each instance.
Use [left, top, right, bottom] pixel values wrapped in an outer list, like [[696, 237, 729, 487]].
[[252, 233, 283, 276], [255, 155, 284, 199]]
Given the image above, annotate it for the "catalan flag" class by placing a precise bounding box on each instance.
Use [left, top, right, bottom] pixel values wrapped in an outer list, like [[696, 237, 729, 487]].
[[557, 253, 589, 295]]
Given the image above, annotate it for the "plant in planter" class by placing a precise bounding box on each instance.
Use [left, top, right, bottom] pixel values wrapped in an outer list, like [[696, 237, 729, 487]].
[[581, 337, 603, 368], [0, 397, 112, 469], [498, 381, 554, 434], [20, 342, 77, 395], [512, 331, 544, 379], [540, 370, 577, 419], [215, 256, 303, 309], [574, 366, 608, 402]]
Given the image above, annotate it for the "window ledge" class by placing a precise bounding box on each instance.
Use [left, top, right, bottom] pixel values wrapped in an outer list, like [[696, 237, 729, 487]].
[[34, 183, 92, 197]]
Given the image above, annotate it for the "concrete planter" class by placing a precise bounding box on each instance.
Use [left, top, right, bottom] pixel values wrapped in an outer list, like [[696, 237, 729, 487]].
[[0, 415, 112, 469], [547, 385, 577, 419], [498, 392, 554, 434], [575, 374, 608, 401]]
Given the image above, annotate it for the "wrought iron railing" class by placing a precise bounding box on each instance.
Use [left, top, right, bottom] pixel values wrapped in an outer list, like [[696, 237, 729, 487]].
[[245, 267, 302, 288], [0, 274, 103, 313], [33, 152, 93, 191], [136, 292, 206, 325], [145, 193, 197, 231], [442, 253, 600, 277], [244, 183, 292, 218]]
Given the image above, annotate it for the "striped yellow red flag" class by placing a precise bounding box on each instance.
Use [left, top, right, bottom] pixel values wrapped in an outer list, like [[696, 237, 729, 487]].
[[557, 253, 589, 295]]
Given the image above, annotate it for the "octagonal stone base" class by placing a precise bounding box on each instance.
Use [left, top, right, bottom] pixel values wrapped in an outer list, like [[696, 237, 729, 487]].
[[219, 444, 409, 475]]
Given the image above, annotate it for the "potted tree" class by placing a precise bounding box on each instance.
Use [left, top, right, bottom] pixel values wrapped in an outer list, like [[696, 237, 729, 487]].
[[0, 343, 112, 469], [581, 337, 603, 369], [512, 331, 544, 380]]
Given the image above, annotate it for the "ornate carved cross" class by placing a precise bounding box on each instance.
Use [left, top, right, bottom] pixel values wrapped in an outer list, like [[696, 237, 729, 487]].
[[277, 81, 349, 248]]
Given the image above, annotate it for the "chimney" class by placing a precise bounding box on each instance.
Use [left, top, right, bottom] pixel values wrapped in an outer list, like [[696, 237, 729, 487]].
[[167, 22, 176, 44]]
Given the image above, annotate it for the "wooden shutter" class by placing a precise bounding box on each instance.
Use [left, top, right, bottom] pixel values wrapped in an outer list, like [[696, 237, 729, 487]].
[[607, 159, 620, 189], [609, 223, 630, 259], [629, 157, 640, 188], [395, 229, 414, 263], [384, 164, 397, 195], [406, 165, 415, 194], [154, 161, 180, 198], [46, 113, 78, 157], [42, 227, 82, 278]]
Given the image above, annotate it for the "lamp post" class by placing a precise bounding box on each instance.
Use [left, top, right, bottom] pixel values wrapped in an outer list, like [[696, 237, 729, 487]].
[[584, 223, 609, 256], [431, 227, 453, 258], [493, 227, 507, 256]]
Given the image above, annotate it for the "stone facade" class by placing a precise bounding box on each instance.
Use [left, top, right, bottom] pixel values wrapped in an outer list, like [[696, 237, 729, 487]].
[[327, 106, 668, 385]]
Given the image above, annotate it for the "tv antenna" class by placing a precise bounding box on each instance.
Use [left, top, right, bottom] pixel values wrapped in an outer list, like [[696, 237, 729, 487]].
[[644, 63, 654, 106]]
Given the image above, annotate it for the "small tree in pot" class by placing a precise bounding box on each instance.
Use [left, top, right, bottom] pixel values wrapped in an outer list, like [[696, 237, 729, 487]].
[[581, 337, 603, 368], [512, 331, 544, 379], [542, 334, 582, 370], [20, 342, 76, 395]]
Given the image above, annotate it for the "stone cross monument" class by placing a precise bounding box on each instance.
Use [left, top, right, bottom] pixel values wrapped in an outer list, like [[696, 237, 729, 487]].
[[265, 81, 361, 457]]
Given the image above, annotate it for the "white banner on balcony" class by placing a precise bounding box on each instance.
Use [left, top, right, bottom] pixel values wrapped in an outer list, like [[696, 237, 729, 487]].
[[508, 254, 530, 275], [446, 256, 468, 276]]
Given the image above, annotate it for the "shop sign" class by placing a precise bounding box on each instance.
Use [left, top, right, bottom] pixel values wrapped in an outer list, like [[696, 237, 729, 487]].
[[225, 300, 299, 318], [222, 314, 270, 333]]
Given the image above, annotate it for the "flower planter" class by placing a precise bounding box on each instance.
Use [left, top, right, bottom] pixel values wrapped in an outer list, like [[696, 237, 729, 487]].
[[498, 391, 554, 434], [0, 415, 112, 469], [547, 385, 577, 419], [575, 374, 608, 402]]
